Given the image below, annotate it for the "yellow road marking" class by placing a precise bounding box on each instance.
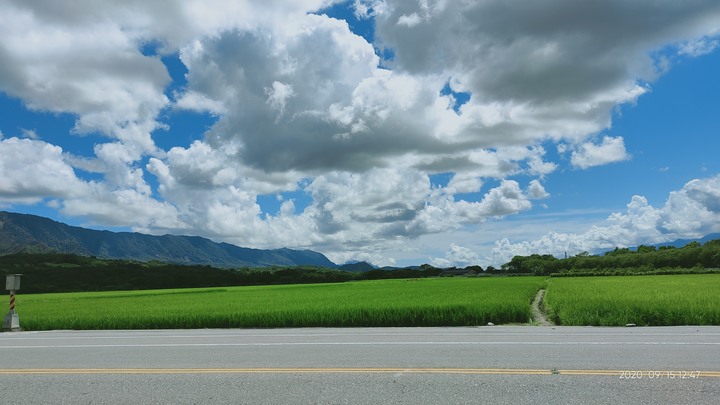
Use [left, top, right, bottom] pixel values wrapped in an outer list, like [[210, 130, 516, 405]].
[[0, 368, 718, 377], [0, 368, 549, 375]]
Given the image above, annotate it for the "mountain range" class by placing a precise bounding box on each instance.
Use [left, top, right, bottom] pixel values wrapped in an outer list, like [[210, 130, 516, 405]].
[[2, 211, 718, 270], [651, 234, 720, 248], [0, 211, 336, 268]]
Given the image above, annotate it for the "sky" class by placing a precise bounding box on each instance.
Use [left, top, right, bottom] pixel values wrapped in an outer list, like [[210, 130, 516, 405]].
[[1, 0, 719, 268]]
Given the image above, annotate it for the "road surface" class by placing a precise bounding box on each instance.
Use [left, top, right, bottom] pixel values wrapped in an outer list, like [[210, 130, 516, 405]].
[[1, 326, 719, 404]]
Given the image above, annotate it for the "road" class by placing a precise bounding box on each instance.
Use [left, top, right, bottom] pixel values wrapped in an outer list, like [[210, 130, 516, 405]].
[[0, 326, 719, 404]]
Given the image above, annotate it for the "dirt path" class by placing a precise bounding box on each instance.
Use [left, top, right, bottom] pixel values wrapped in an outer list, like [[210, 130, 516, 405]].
[[531, 289, 553, 326]]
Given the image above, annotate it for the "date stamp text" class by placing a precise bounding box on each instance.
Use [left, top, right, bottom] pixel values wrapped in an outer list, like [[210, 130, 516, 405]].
[[619, 370, 701, 379]]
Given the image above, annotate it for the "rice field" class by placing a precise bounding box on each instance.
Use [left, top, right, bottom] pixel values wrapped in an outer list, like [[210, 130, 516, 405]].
[[544, 274, 720, 326], [14, 277, 546, 331], [12, 274, 720, 330]]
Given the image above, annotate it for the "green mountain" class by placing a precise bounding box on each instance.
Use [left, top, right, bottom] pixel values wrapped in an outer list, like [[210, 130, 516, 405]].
[[338, 261, 377, 272], [0, 211, 336, 268]]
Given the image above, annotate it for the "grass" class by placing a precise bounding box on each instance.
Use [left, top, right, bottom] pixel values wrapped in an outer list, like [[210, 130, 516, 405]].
[[13, 274, 720, 330], [545, 274, 720, 326], [14, 277, 546, 331]]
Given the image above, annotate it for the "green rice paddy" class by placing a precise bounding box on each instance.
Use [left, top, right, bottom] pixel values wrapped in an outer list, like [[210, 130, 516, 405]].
[[11, 274, 720, 330], [15, 277, 545, 331], [545, 274, 720, 326]]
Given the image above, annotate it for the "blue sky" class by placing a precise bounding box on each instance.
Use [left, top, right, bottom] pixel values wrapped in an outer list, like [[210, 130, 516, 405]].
[[1, 0, 719, 267]]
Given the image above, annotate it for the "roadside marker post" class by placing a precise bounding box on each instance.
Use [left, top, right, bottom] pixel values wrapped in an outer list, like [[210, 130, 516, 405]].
[[2, 274, 21, 332]]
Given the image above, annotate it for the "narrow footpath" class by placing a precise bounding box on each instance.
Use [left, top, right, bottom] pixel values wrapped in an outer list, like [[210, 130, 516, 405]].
[[531, 289, 553, 326]]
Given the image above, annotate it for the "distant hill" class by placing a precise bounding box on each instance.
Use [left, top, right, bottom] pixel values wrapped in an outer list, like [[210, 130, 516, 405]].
[[652, 233, 720, 248], [339, 261, 376, 272], [0, 211, 336, 268], [595, 234, 720, 256]]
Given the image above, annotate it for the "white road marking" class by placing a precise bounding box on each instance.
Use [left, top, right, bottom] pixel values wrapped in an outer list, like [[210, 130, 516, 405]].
[[2, 331, 719, 341], [1, 367, 719, 377], [1, 341, 719, 349]]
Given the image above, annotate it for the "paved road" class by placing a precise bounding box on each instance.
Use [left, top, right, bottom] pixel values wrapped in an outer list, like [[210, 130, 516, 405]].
[[1, 326, 719, 404]]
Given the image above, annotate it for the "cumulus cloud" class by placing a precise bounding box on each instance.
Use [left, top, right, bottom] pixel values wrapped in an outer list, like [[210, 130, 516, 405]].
[[527, 180, 550, 199], [175, 0, 714, 176], [145, 152, 548, 260], [0, 0, 719, 264], [431, 243, 481, 268], [265, 81, 295, 117], [61, 186, 182, 230], [0, 138, 87, 203], [569, 136, 631, 169], [491, 175, 720, 265], [683, 177, 720, 213], [174, 91, 227, 115], [0, 1, 170, 153]]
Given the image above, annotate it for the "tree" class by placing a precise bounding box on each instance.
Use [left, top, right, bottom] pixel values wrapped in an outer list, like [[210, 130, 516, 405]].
[[502, 254, 557, 274], [464, 265, 484, 274], [605, 247, 631, 256]]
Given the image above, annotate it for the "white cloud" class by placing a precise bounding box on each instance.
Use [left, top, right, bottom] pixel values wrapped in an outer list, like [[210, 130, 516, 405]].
[[352, 0, 386, 19], [20, 128, 40, 140], [174, 91, 227, 115], [491, 175, 720, 265], [61, 186, 182, 230], [570, 136, 631, 169], [143, 154, 547, 261], [526, 147, 558, 177], [265, 81, 295, 117], [474, 180, 532, 218], [445, 174, 483, 195], [0, 2, 170, 153], [1, 0, 719, 265], [0, 137, 87, 203], [431, 243, 481, 268], [527, 180, 550, 199], [679, 37, 719, 57], [683, 177, 720, 213], [397, 13, 423, 28], [373, 0, 719, 148]]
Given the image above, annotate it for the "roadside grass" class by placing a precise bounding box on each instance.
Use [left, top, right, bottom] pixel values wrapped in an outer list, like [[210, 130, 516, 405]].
[[15, 277, 546, 330], [545, 274, 720, 326]]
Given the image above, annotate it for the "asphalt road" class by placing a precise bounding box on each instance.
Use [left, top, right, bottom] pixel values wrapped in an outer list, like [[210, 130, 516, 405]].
[[0, 326, 719, 404]]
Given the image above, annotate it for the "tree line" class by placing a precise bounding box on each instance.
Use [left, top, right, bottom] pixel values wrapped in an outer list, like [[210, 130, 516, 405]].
[[2, 239, 718, 293], [500, 240, 720, 276], [0, 253, 443, 293]]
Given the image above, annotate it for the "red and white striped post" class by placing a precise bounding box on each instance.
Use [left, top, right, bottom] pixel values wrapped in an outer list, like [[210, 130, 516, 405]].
[[3, 274, 21, 331]]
